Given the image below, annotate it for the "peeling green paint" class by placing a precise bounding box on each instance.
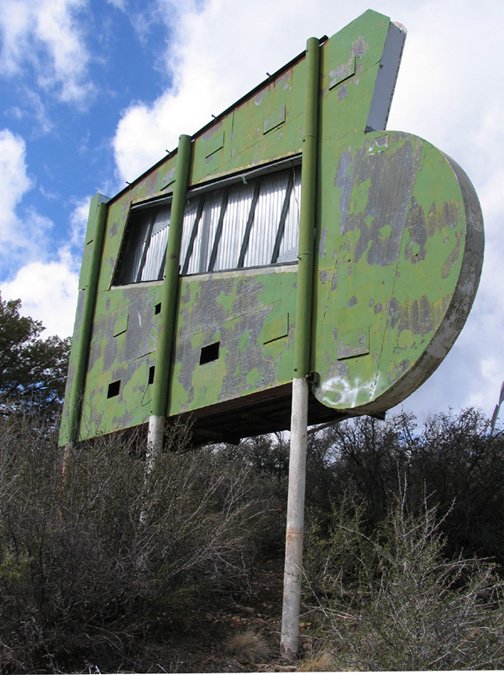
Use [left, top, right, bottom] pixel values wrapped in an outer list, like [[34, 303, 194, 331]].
[[246, 368, 263, 387], [59, 9, 483, 447]]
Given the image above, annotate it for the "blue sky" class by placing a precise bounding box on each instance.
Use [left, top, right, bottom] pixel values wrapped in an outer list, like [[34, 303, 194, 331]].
[[1, 0, 503, 422]]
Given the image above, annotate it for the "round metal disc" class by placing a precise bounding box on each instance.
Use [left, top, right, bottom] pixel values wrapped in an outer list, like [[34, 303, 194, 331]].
[[312, 131, 484, 413]]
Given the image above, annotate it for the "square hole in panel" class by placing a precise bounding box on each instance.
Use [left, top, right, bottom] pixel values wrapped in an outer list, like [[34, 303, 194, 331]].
[[148, 366, 155, 385], [200, 341, 220, 365], [107, 380, 121, 398]]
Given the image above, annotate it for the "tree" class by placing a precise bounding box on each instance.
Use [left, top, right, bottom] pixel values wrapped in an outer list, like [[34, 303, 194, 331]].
[[0, 293, 70, 416], [308, 409, 504, 567]]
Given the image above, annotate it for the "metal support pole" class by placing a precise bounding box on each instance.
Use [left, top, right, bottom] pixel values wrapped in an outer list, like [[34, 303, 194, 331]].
[[280, 36, 320, 660], [147, 134, 192, 459], [67, 193, 109, 445], [281, 376, 309, 660], [146, 415, 164, 473]]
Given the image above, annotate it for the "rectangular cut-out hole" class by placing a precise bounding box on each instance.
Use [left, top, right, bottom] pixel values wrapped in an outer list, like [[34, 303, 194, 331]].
[[200, 341, 220, 365], [107, 380, 121, 398], [154, 303, 161, 315], [148, 366, 155, 384]]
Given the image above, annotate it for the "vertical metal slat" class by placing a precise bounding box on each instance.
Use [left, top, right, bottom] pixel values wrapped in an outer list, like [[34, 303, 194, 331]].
[[135, 210, 157, 282], [208, 189, 230, 272], [271, 171, 295, 263], [237, 180, 261, 268], [182, 196, 205, 275]]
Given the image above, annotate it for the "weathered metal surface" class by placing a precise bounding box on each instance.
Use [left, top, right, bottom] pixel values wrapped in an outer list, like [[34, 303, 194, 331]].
[[313, 131, 483, 413], [59, 9, 483, 446]]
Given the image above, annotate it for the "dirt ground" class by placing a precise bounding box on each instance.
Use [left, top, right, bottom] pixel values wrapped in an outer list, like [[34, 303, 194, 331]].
[[128, 557, 312, 673]]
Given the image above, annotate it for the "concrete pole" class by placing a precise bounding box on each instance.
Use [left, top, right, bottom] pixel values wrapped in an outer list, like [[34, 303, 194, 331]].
[[280, 36, 320, 660], [146, 414, 164, 472], [281, 376, 309, 660]]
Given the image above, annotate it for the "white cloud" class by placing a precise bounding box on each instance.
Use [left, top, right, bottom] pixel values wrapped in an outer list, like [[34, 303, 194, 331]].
[[0, 128, 87, 337], [21, 90, 55, 135], [113, 0, 319, 182], [113, 0, 504, 183], [1, 252, 79, 337], [0, 129, 33, 245], [0, 128, 57, 274], [0, 197, 89, 338], [106, 0, 126, 10], [0, 0, 92, 104], [470, 356, 504, 412], [69, 196, 91, 249], [109, 0, 504, 418]]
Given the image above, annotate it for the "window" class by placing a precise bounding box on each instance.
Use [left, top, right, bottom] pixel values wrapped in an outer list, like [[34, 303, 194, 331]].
[[114, 204, 171, 285], [114, 159, 301, 285]]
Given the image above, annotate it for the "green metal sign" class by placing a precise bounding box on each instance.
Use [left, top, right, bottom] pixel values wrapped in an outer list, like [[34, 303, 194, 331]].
[[313, 129, 483, 412], [59, 9, 483, 447]]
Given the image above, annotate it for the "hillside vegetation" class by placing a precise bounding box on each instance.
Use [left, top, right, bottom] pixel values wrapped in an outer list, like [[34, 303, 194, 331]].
[[1, 408, 504, 672]]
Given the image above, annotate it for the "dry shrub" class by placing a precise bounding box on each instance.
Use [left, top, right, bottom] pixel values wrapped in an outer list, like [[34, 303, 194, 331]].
[[227, 629, 269, 664], [297, 650, 334, 672], [306, 491, 504, 671], [0, 415, 271, 673], [310, 410, 504, 567]]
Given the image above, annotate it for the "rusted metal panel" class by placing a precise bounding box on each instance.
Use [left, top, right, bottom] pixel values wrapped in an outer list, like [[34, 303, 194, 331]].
[[59, 9, 483, 446]]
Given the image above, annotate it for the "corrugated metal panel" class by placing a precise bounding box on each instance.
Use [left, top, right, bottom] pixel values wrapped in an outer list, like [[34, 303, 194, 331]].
[[115, 212, 151, 284], [179, 196, 200, 275], [244, 172, 288, 268], [182, 162, 301, 274], [189, 190, 224, 274], [141, 205, 170, 281], [212, 182, 255, 271], [278, 171, 301, 263], [115, 160, 301, 284]]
